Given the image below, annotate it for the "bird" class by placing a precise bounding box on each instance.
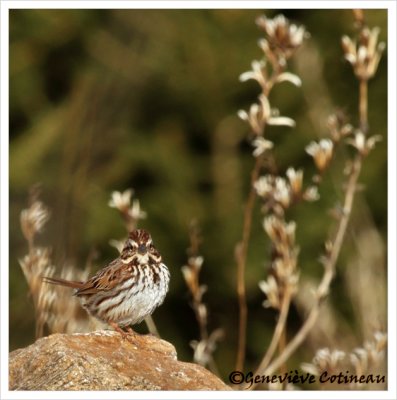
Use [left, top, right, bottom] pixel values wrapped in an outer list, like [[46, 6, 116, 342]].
[[43, 229, 170, 337]]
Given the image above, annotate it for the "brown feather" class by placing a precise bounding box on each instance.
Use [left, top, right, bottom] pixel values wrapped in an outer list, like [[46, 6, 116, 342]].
[[74, 259, 132, 296]]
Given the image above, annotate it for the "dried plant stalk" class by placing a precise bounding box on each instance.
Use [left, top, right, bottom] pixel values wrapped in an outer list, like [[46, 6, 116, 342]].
[[19, 188, 53, 338], [248, 9, 386, 389], [235, 14, 306, 372], [182, 221, 223, 374]]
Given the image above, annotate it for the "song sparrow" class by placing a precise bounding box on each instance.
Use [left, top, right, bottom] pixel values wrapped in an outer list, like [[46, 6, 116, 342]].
[[43, 229, 170, 336]]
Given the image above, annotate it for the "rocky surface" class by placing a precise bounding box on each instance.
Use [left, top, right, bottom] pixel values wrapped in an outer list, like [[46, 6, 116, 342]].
[[9, 330, 230, 390]]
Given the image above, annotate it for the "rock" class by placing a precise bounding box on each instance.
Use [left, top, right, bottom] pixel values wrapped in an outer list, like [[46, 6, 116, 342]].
[[9, 331, 230, 390]]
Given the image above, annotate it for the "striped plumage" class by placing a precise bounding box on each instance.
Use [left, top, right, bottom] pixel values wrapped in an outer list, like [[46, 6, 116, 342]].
[[43, 229, 170, 332]]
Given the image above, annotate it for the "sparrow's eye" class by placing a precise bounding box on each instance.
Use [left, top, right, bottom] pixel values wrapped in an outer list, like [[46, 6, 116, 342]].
[[138, 244, 147, 254]]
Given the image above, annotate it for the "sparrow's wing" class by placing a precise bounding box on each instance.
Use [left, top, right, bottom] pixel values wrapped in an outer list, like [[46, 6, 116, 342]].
[[75, 259, 136, 296]]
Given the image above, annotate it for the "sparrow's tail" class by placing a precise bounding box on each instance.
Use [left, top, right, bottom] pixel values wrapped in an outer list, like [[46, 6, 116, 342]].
[[42, 276, 84, 289]]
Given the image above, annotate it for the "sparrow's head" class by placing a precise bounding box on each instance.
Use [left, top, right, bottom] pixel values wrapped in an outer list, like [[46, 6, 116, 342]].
[[121, 229, 162, 265]]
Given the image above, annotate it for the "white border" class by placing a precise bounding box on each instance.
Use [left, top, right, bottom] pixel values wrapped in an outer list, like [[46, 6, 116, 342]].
[[1, 1, 396, 400], [386, 1, 397, 399], [0, 0, 10, 397], [0, 0, 395, 9]]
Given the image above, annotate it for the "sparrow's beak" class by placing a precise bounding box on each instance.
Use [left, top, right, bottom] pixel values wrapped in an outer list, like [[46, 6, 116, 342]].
[[138, 244, 147, 255]]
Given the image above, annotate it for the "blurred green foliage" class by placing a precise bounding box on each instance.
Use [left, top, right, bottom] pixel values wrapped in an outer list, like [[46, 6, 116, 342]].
[[9, 9, 387, 378]]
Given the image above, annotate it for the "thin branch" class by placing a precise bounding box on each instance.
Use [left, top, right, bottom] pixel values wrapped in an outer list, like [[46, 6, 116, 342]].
[[278, 322, 288, 389], [144, 315, 159, 337], [359, 79, 368, 134], [235, 154, 264, 372], [249, 286, 293, 389]]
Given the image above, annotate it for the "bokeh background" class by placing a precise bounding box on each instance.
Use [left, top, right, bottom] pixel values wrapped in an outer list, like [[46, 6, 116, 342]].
[[9, 9, 387, 382]]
